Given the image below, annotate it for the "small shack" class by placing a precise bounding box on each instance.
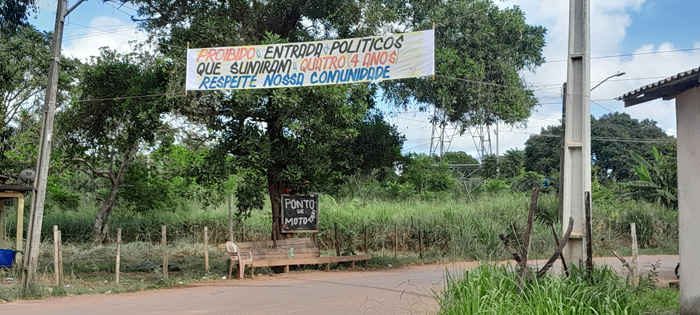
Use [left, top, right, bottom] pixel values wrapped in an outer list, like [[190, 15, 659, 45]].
[[0, 179, 31, 265], [618, 66, 700, 314]]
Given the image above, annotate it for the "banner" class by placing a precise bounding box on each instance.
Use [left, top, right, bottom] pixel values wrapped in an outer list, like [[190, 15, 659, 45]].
[[186, 30, 434, 91]]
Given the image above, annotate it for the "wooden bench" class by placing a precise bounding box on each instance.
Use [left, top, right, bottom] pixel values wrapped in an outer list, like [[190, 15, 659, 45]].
[[219, 238, 370, 278]]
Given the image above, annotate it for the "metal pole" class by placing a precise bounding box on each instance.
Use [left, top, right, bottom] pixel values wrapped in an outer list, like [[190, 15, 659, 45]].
[[23, 0, 69, 289], [562, 0, 591, 267]]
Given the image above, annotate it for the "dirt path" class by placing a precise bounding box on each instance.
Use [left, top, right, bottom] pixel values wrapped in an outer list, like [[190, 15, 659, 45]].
[[0, 255, 679, 315]]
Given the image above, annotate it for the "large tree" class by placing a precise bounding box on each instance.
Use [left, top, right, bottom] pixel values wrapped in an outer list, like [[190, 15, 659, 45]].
[[524, 113, 676, 181], [59, 48, 170, 242], [0, 25, 79, 174], [382, 0, 546, 128], [122, 0, 546, 240], [122, 0, 409, 240]]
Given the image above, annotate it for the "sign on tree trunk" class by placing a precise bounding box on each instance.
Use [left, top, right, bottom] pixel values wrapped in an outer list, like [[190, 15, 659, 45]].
[[281, 194, 319, 233]]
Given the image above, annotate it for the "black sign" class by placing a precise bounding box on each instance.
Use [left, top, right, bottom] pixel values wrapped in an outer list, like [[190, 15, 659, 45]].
[[281, 194, 319, 233]]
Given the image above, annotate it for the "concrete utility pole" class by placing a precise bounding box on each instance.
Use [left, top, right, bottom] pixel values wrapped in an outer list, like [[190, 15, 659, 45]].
[[22, 0, 86, 289], [561, 0, 591, 267]]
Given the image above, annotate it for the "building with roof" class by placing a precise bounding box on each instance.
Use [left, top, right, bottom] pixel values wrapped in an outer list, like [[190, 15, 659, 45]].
[[618, 66, 700, 314]]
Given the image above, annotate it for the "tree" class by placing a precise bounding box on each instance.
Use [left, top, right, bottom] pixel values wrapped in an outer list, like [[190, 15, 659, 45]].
[[0, 0, 37, 33], [382, 0, 546, 128], [622, 147, 677, 207], [499, 149, 525, 178], [124, 0, 405, 240], [0, 25, 79, 173], [591, 112, 674, 181], [442, 151, 478, 164], [58, 48, 170, 243], [523, 124, 561, 176], [523, 113, 675, 181], [332, 112, 406, 178]]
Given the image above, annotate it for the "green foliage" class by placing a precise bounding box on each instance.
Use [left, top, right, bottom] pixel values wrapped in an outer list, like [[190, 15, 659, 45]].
[[479, 179, 510, 194], [510, 169, 545, 193], [327, 112, 405, 181], [400, 154, 457, 194], [0, 0, 37, 33], [383, 0, 546, 128], [478, 155, 499, 179], [622, 147, 677, 207], [523, 113, 676, 181], [524, 124, 561, 176], [500, 149, 526, 179], [439, 265, 678, 315], [592, 113, 675, 182], [0, 25, 79, 173], [441, 151, 478, 165]]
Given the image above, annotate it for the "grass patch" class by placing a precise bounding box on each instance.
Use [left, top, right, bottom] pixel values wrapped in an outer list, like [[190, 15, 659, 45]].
[[438, 264, 679, 315]]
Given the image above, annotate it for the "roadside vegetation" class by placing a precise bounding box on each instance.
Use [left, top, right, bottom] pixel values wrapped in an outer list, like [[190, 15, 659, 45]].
[[438, 265, 679, 314]]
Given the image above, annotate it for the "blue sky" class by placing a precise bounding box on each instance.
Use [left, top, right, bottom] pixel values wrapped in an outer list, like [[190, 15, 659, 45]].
[[30, 0, 700, 158]]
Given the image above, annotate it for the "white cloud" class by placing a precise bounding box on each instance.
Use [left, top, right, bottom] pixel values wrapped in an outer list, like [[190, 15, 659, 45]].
[[62, 16, 148, 61]]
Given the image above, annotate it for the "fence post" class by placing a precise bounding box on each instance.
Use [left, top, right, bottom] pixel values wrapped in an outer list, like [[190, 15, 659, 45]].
[[364, 225, 369, 253], [116, 228, 121, 284], [394, 223, 398, 258], [631, 223, 639, 287], [228, 196, 234, 242], [58, 230, 63, 285], [334, 222, 340, 257], [162, 225, 168, 279], [53, 225, 59, 286], [418, 221, 423, 259], [204, 226, 209, 272]]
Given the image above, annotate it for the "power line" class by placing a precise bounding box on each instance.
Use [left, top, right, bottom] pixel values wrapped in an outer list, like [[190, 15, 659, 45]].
[[74, 92, 185, 102], [544, 47, 700, 64]]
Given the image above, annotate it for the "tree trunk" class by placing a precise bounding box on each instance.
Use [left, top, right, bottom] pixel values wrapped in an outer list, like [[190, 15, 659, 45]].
[[92, 186, 118, 243], [266, 113, 289, 241], [268, 178, 285, 241], [91, 146, 136, 244]]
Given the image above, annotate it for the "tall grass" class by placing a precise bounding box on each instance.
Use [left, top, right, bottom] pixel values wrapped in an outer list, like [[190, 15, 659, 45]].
[[1, 192, 677, 259], [438, 264, 679, 314]]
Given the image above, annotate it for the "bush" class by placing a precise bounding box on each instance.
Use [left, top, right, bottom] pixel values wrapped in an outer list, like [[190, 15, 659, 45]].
[[439, 264, 678, 315]]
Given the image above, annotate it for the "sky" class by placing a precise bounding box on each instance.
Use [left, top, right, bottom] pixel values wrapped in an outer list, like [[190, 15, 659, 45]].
[[30, 0, 700, 159]]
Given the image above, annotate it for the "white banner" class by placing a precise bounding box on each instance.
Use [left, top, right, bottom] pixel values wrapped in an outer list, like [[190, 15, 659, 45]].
[[186, 30, 434, 90]]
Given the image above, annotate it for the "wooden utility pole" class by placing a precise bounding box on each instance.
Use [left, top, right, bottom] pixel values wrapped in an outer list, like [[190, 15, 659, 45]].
[[23, 0, 87, 289]]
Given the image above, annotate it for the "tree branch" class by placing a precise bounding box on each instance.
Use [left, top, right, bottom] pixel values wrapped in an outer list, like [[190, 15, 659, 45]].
[[72, 157, 114, 180]]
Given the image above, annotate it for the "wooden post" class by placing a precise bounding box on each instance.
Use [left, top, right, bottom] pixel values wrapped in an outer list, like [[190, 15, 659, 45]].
[[631, 223, 639, 287], [116, 228, 121, 284], [162, 225, 168, 279], [242, 225, 246, 242], [228, 196, 234, 242], [364, 225, 368, 253], [57, 230, 63, 285], [15, 195, 24, 263], [548, 223, 569, 276], [585, 191, 593, 280], [518, 187, 539, 294], [53, 225, 59, 286], [418, 222, 423, 259], [204, 226, 209, 272], [334, 222, 340, 257], [394, 223, 398, 258], [0, 202, 5, 248]]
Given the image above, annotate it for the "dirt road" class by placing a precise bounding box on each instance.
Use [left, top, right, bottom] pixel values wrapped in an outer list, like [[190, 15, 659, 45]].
[[0, 255, 679, 315]]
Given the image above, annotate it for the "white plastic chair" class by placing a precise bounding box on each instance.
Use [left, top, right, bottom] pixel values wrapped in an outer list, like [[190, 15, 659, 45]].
[[226, 241, 253, 279]]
